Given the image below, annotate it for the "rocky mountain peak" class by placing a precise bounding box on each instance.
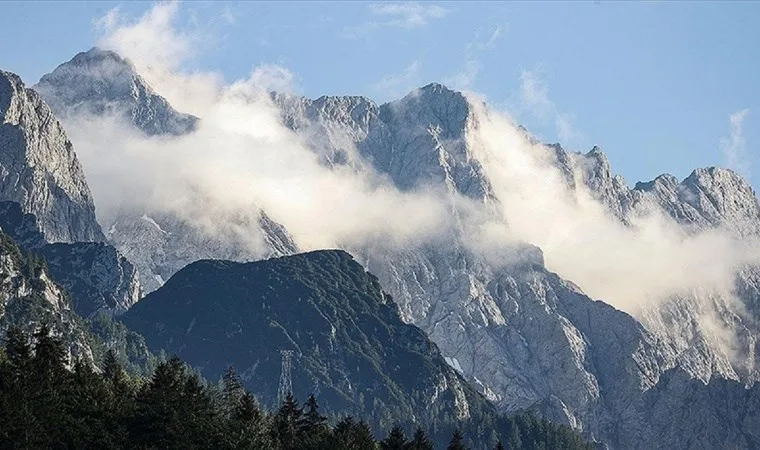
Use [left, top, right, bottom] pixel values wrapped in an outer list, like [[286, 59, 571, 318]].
[[633, 173, 680, 193], [35, 47, 197, 136], [64, 47, 132, 75], [0, 70, 104, 243], [379, 82, 470, 137], [678, 167, 760, 235]]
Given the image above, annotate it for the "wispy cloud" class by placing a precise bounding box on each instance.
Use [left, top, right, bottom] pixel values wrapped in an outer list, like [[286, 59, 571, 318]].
[[517, 69, 584, 148], [373, 60, 421, 98], [96, 1, 201, 71], [220, 6, 237, 25], [518, 70, 553, 120], [465, 24, 506, 55], [445, 24, 505, 92], [721, 109, 751, 179], [342, 2, 448, 38], [485, 25, 504, 49], [444, 60, 480, 90], [368, 2, 449, 29]]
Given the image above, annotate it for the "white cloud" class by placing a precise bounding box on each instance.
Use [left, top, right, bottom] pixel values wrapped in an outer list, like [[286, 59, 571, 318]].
[[72, 3, 451, 254], [466, 98, 760, 320], [246, 64, 298, 93], [448, 24, 506, 93], [96, 1, 195, 72], [78, 1, 759, 372], [518, 69, 584, 148], [465, 24, 505, 55], [220, 6, 237, 25], [342, 2, 448, 38], [444, 60, 480, 89], [485, 25, 504, 49], [556, 113, 583, 147], [373, 60, 421, 98], [721, 108, 751, 179], [518, 70, 553, 120], [368, 2, 449, 29]]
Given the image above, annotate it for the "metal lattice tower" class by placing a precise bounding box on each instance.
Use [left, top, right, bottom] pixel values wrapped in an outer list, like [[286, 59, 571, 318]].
[[277, 350, 294, 404]]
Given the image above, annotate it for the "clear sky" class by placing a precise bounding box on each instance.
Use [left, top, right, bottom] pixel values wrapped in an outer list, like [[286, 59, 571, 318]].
[[0, 1, 758, 189]]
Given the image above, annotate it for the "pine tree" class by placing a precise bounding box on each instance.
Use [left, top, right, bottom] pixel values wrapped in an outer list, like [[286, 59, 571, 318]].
[[408, 427, 434, 450], [332, 417, 377, 450], [31, 324, 67, 385], [447, 429, 467, 450], [301, 394, 330, 449], [273, 393, 304, 450], [380, 425, 408, 450], [26, 325, 69, 447], [130, 356, 223, 448], [222, 365, 245, 417], [230, 391, 272, 449], [0, 326, 35, 447], [353, 421, 377, 450], [3, 326, 31, 376], [506, 418, 522, 450], [494, 441, 505, 450]]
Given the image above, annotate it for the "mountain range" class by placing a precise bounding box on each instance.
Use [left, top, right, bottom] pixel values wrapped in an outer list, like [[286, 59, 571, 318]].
[[0, 46, 759, 448]]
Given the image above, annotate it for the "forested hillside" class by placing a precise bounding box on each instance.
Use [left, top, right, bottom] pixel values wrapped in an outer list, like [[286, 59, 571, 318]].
[[0, 327, 592, 449]]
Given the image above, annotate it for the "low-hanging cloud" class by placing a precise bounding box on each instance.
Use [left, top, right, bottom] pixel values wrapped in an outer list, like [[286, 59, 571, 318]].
[[466, 98, 760, 317], [64, 82, 449, 253], [71, 2, 760, 372]]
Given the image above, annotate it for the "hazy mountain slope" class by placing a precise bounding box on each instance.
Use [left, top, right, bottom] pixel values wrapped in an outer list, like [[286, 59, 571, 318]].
[[122, 250, 514, 448]]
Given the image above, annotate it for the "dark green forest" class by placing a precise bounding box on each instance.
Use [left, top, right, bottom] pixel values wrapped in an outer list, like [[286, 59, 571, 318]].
[[0, 326, 592, 450]]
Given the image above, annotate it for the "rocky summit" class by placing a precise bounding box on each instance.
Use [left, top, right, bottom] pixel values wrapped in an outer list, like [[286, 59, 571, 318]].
[[35, 47, 198, 137]]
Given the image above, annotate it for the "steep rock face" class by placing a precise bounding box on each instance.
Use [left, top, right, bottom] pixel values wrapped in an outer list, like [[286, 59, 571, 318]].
[[635, 167, 760, 236], [0, 70, 103, 243], [276, 85, 760, 448], [0, 201, 141, 317], [273, 93, 378, 167], [40, 242, 141, 318], [274, 83, 494, 201], [0, 229, 94, 362], [622, 368, 760, 449], [106, 210, 298, 293], [35, 47, 197, 136], [123, 250, 507, 447], [360, 239, 682, 441], [0, 222, 155, 374], [573, 148, 760, 385], [366, 83, 493, 201]]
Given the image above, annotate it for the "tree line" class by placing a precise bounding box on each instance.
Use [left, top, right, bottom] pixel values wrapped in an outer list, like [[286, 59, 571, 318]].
[[0, 326, 592, 449]]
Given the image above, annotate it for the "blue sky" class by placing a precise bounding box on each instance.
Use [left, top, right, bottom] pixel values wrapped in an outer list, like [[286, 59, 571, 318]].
[[0, 1, 757, 189]]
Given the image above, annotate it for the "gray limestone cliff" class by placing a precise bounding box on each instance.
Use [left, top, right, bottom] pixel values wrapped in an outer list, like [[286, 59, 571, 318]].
[[0, 70, 103, 243]]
